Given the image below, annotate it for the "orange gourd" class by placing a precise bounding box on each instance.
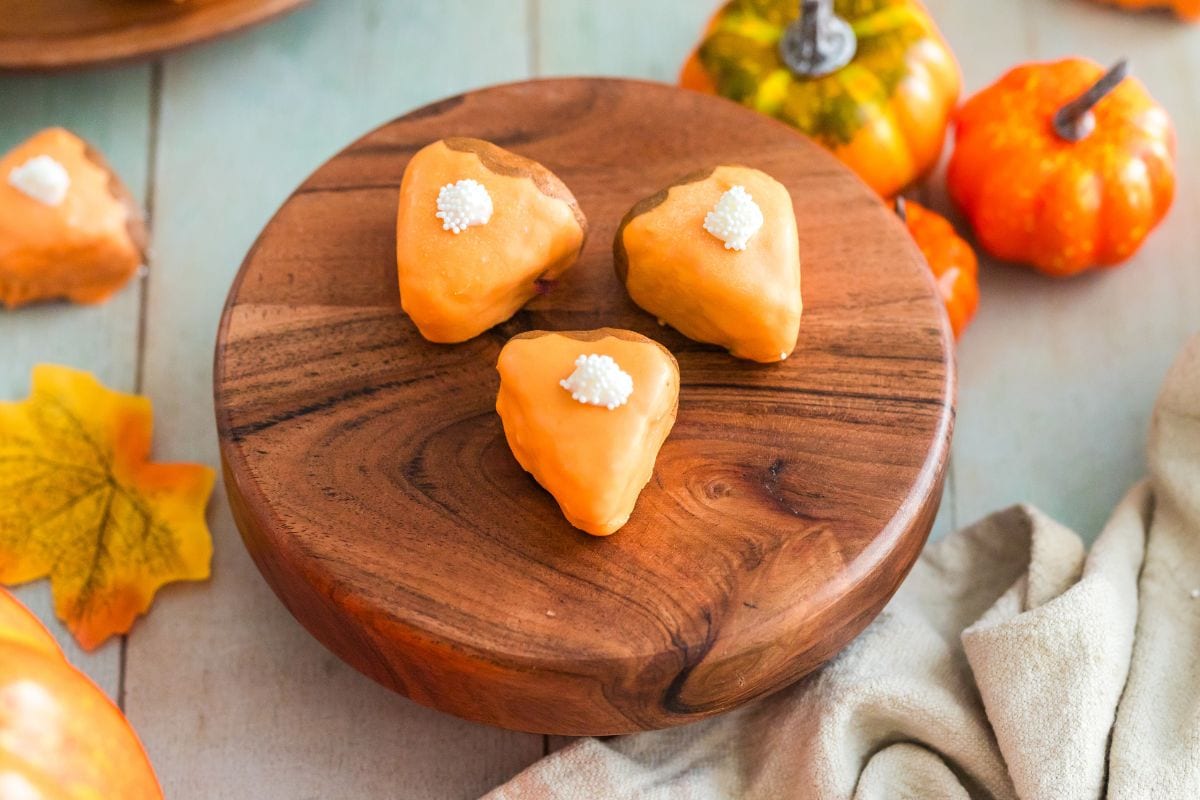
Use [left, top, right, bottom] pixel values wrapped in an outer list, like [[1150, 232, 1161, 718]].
[[897, 198, 977, 339], [0, 588, 162, 799], [0, 128, 145, 308], [680, 0, 961, 198], [396, 138, 586, 343], [615, 165, 802, 363], [496, 329, 679, 536], [1091, 0, 1200, 20], [947, 59, 1175, 277]]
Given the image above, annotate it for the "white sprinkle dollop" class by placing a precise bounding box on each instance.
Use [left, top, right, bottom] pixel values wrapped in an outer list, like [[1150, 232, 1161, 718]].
[[703, 185, 763, 251], [8, 155, 70, 206], [559, 354, 634, 410], [436, 178, 493, 233]]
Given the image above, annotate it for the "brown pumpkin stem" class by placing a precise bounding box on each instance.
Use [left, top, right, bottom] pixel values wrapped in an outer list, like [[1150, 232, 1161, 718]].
[[1053, 60, 1128, 142], [779, 0, 857, 79], [894, 196, 908, 223]]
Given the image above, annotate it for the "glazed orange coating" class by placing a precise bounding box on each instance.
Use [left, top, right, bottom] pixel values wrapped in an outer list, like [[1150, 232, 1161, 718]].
[[0, 128, 143, 308], [617, 166, 801, 363], [902, 200, 978, 339], [496, 329, 679, 537], [947, 58, 1175, 277], [396, 139, 586, 343]]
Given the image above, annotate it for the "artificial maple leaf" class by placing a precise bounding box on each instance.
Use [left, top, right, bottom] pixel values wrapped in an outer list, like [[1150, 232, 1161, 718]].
[[0, 364, 213, 649]]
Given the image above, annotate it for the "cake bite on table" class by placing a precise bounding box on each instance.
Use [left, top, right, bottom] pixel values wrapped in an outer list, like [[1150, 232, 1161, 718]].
[[615, 165, 802, 363], [495, 328, 680, 537], [0, 128, 146, 309], [395, 137, 587, 343]]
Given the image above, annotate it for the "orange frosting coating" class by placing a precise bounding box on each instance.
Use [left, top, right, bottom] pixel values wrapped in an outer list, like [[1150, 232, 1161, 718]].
[[496, 329, 679, 536], [0, 128, 143, 308], [396, 140, 585, 343], [618, 166, 801, 363]]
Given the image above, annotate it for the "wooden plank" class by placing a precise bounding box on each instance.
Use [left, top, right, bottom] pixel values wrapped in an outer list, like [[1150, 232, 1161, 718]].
[[927, 0, 1200, 541], [910, 1, 1035, 543], [121, 2, 543, 798], [0, 63, 152, 699], [536, 0, 713, 80]]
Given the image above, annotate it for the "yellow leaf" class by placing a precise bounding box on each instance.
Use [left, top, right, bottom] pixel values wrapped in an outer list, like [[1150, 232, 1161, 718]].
[[0, 365, 213, 650]]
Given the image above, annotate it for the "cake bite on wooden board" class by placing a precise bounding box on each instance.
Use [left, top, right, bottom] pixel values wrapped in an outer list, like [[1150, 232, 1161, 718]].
[[214, 78, 954, 735], [0, 128, 145, 308], [396, 137, 587, 343]]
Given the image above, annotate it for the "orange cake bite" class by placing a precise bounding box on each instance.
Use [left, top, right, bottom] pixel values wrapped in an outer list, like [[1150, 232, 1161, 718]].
[[495, 329, 679, 537], [615, 165, 801, 363], [396, 138, 587, 343], [0, 128, 146, 309]]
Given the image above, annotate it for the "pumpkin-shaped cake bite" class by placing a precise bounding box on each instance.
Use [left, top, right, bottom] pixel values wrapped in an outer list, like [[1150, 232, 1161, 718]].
[[396, 138, 587, 343], [615, 166, 801, 363], [0, 128, 146, 309], [496, 329, 679, 537]]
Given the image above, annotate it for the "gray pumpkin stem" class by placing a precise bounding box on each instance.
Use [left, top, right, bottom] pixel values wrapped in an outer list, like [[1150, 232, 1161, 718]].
[[779, 0, 857, 79], [1053, 60, 1129, 142]]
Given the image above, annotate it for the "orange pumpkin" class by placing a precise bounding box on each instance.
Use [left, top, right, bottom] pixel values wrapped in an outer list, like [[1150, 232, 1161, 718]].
[[680, 0, 961, 198], [897, 197, 977, 339], [1091, 0, 1200, 20], [948, 59, 1175, 277], [0, 588, 162, 799]]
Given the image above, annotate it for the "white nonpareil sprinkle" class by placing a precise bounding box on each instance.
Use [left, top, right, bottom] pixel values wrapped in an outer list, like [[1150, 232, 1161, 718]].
[[8, 155, 70, 207], [559, 354, 634, 410], [436, 178, 493, 233], [703, 184, 764, 251]]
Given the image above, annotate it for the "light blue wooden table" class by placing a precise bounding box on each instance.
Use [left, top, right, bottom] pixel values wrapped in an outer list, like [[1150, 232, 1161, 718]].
[[1, 1, 1197, 796]]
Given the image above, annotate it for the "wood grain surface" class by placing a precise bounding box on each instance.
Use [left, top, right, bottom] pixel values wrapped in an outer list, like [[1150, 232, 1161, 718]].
[[213, 78, 954, 735], [0, 0, 308, 72]]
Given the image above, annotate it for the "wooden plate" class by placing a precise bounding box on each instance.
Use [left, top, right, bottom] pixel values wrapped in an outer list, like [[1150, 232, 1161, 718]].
[[0, 0, 308, 72], [215, 78, 954, 735]]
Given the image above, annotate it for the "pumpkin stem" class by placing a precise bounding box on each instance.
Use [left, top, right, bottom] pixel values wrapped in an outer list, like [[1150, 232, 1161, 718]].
[[1053, 60, 1129, 142], [894, 196, 908, 223], [779, 0, 857, 79]]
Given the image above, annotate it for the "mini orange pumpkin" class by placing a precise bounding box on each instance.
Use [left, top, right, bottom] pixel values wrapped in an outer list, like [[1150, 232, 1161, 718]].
[[1091, 0, 1200, 20], [0, 128, 146, 308], [0, 588, 162, 798], [896, 197, 977, 339], [947, 59, 1175, 277], [680, 0, 961, 198]]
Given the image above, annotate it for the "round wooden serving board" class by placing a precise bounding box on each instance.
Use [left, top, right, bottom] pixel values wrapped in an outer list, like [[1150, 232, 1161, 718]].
[[215, 78, 955, 735], [0, 0, 308, 72]]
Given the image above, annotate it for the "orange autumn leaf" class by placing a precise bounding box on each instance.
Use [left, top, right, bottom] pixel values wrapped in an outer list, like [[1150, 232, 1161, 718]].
[[0, 365, 213, 650]]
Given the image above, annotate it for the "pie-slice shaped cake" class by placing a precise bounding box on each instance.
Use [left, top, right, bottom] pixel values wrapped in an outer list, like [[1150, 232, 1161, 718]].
[[0, 128, 146, 308], [496, 328, 679, 536], [396, 138, 587, 343], [615, 165, 802, 363]]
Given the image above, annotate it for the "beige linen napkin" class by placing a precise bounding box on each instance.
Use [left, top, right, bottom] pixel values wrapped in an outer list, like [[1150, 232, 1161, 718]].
[[486, 332, 1200, 800]]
